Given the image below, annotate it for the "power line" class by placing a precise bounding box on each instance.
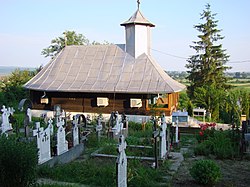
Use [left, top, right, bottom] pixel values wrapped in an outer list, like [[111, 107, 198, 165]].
[[151, 48, 188, 60], [228, 60, 250, 64], [151, 48, 250, 64]]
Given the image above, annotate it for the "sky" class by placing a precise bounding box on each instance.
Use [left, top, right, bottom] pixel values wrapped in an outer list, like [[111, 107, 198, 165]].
[[1, 0, 250, 72]]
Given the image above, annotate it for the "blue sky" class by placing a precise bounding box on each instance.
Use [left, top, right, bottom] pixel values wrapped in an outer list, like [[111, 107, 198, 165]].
[[1, 0, 250, 72]]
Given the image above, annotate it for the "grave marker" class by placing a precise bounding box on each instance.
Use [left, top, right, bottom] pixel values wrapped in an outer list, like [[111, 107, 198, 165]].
[[160, 113, 167, 159], [116, 135, 127, 187], [33, 122, 51, 164], [111, 111, 123, 136], [72, 116, 79, 146], [1, 105, 14, 134], [48, 118, 54, 136], [96, 115, 103, 141], [152, 116, 160, 169], [24, 108, 32, 137], [56, 117, 68, 155]]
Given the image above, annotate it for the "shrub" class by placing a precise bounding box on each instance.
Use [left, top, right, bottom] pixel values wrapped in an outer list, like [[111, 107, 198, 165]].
[[194, 130, 237, 159], [190, 159, 221, 185], [0, 135, 38, 187]]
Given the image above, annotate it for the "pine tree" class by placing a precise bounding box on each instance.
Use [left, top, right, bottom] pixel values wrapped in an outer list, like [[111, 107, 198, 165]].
[[186, 4, 231, 119]]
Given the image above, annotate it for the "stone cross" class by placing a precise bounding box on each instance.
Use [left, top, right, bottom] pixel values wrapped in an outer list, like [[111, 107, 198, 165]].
[[1, 105, 13, 134], [111, 111, 123, 136], [48, 118, 54, 136], [24, 108, 32, 137], [116, 135, 127, 187], [96, 115, 103, 141], [72, 116, 79, 146], [152, 116, 160, 169], [33, 122, 51, 164], [160, 113, 167, 159], [56, 117, 68, 155], [27, 108, 32, 122], [175, 116, 179, 143]]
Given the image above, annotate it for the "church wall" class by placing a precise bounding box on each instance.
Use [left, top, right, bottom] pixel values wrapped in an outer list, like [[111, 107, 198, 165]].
[[30, 90, 151, 115]]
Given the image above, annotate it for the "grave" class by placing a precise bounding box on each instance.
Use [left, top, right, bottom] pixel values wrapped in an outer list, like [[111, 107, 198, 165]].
[[24, 108, 32, 137], [56, 117, 68, 155], [152, 116, 160, 169], [242, 120, 250, 153], [1, 105, 14, 134], [109, 111, 127, 139], [111, 111, 123, 135], [72, 116, 80, 146], [48, 118, 54, 136], [33, 122, 51, 164], [159, 113, 167, 159], [96, 115, 103, 141], [116, 135, 127, 187]]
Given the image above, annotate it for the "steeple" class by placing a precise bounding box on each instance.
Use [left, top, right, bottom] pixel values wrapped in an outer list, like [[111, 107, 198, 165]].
[[121, 1, 155, 58]]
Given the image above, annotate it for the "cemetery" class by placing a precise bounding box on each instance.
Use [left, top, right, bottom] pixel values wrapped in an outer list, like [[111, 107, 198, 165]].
[[1, 1, 250, 187], [1, 102, 250, 187]]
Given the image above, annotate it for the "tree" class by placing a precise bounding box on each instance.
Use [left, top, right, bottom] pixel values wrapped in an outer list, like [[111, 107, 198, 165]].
[[0, 69, 35, 107], [186, 4, 231, 120], [41, 30, 110, 58], [41, 30, 90, 58]]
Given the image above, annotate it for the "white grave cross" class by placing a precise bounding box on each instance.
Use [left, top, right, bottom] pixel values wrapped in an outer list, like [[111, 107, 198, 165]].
[[48, 118, 54, 136], [116, 135, 127, 187], [33, 122, 51, 164], [72, 116, 79, 146], [160, 114, 167, 159], [27, 108, 32, 122], [56, 118, 68, 155], [1, 105, 13, 134]]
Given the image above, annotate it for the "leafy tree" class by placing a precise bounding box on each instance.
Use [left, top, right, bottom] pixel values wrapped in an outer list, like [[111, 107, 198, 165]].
[[41, 30, 110, 58], [241, 90, 250, 119], [186, 4, 231, 120], [220, 89, 250, 125], [41, 30, 90, 58], [193, 84, 223, 120], [0, 69, 35, 107]]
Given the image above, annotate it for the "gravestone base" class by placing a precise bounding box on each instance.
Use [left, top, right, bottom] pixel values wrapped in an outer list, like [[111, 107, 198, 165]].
[[41, 143, 84, 167]]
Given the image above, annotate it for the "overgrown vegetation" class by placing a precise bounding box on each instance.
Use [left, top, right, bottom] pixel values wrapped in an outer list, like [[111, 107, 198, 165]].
[[0, 69, 37, 108], [190, 159, 221, 185], [194, 124, 240, 159], [38, 157, 170, 187], [0, 135, 38, 187]]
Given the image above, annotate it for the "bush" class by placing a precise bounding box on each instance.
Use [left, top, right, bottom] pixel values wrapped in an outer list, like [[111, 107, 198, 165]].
[[194, 130, 238, 159], [190, 159, 221, 185], [0, 135, 38, 187]]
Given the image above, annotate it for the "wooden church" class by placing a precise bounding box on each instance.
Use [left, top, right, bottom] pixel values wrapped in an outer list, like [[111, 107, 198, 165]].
[[24, 3, 185, 116]]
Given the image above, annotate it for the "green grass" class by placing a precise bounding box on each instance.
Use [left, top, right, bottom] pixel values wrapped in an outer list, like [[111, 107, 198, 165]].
[[38, 158, 170, 187], [37, 184, 77, 187]]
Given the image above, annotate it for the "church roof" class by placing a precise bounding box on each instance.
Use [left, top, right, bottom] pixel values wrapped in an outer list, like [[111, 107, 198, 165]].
[[24, 45, 185, 94], [120, 9, 155, 27]]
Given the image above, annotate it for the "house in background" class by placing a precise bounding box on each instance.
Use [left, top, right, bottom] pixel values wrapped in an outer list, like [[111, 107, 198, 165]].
[[24, 3, 185, 118]]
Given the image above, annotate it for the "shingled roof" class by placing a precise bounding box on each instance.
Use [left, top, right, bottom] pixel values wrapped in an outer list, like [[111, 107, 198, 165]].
[[120, 9, 155, 27], [24, 44, 185, 94]]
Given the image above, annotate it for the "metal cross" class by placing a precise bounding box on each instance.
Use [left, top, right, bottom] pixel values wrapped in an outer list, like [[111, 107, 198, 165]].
[[137, 0, 140, 9]]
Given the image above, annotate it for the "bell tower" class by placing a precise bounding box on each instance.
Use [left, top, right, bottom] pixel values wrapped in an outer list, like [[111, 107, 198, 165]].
[[120, 0, 155, 58]]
